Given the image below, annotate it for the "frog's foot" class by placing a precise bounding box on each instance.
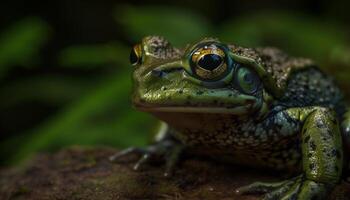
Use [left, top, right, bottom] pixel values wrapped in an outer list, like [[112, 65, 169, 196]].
[[236, 175, 330, 199], [109, 140, 184, 177]]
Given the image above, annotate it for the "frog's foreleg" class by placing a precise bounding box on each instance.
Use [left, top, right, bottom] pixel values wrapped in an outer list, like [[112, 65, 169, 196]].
[[109, 122, 184, 177], [238, 107, 343, 200], [297, 107, 343, 199]]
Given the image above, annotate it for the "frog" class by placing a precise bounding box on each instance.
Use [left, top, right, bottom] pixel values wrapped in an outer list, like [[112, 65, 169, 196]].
[[110, 36, 350, 200]]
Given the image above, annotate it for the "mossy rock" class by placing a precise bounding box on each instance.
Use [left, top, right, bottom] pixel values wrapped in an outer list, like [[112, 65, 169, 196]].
[[0, 146, 349, 200]]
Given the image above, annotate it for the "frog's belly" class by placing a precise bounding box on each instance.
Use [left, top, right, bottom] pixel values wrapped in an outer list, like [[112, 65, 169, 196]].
[[187, 143, 302, 172], [170, 122, 302, 172], [154, 111, 303, 171], [172, 125, 304, 172]]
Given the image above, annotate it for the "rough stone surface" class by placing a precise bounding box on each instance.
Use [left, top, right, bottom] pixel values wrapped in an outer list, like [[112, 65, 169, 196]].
[[0, 146, 349, 200]]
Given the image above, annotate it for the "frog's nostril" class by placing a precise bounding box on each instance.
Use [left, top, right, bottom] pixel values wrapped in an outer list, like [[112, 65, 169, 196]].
[[151, 70, 164, 78]]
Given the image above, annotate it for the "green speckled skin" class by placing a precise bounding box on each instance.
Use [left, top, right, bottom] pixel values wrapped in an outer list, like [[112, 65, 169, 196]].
[[121, 36, 350, 199]]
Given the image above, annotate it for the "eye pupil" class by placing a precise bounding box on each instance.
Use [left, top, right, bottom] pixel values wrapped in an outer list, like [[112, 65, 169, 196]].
[[189, 43, 229, 81], [129, 48, 139, 65], [197, 54, 223, 71]]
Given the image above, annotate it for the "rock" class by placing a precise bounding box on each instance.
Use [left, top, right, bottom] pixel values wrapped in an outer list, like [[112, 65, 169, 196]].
[[0, 146, 349, 200]]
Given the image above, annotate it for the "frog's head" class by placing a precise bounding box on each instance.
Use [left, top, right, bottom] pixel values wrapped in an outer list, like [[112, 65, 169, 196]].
[[130, 36, 280, 121]]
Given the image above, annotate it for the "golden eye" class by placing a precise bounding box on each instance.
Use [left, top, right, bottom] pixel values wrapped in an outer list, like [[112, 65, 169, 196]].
[[130, 44, 142, 66], [190, 44, 228, 81]]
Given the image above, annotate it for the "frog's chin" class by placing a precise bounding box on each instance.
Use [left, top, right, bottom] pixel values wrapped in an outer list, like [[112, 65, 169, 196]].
[[139, 107, 258, 132]]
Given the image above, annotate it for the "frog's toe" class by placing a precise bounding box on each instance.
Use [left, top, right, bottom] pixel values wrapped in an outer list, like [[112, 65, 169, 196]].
[[263, 178, 301, 200], [109, 147, 146, 162], [163, 144, 184, 177], [109, 140, 184, 176], [238, 175, 331, 200], [236, 179, 292, 194], [296, 180, 328, 200], [109, 145, 164, 171]]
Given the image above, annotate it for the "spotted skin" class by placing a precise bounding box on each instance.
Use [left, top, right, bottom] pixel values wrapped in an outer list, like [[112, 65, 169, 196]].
[[154, 110, 303, 172], [112, 36, 350, 200]]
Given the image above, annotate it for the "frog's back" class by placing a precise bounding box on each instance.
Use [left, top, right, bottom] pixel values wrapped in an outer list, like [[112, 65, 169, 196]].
[[229, 45, 345, 114], [278, 67, 345, 114]]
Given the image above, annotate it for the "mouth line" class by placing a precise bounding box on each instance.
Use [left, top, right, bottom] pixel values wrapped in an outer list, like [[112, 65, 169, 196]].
[[134, 104, 251, 114]]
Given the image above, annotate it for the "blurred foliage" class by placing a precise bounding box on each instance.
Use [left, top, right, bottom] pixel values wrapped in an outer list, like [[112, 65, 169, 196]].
[[219, 12, 347, 59], [0, 17, 49, 78], [59, 43, 128, 68], [0, 5, 350, 165], [115, 5, 212, 45], [0, 76, 91, 108], [6, 72, 155, 163]]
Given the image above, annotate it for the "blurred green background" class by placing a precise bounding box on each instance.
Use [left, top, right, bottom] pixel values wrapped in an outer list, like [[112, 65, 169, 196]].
[[1, 0, 350, 166]]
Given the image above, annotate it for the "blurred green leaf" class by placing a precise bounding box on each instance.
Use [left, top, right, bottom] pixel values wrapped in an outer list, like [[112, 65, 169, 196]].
[[0, 42, 140, 164], [0, 17, 50, 78], [115, 5, 212, 45], [5, 69, 155, 164], [59, 42, 128, 68], [330, 46, 350, 69], [218, 11, 348, 61], [0, 76, 93, 108]]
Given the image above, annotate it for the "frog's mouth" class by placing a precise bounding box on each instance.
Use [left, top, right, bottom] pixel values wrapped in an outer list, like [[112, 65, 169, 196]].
[[132, 89, 262, 115], [135, 104, 253, 114], [133, 100, 265, 133]]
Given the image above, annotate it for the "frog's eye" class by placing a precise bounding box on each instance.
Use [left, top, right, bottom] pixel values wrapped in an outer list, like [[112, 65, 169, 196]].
[[190, 44, 229, 81], [236, 67, 261, 94], [130, 44, 142, 66]]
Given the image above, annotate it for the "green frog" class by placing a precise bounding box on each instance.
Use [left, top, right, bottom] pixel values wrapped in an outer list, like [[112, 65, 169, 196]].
[[110, 36, 350, 199]]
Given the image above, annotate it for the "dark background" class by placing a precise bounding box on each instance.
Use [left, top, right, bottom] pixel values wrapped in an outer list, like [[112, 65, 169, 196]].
[[1, 0, 349, 165]]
